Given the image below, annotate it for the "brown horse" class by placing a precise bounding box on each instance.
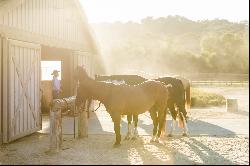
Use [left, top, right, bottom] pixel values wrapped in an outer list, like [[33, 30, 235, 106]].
[[74, 66, 170, 147], [95, 74, 191, 138]]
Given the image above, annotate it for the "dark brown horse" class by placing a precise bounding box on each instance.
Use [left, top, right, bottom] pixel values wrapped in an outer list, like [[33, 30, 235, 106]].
[[155, 77, 189, 136], [174, 75, 191, 110], [75, 66, 170, 147]]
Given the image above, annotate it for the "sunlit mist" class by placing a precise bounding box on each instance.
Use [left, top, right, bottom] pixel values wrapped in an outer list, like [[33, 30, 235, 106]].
[[80, 0, 249, 23], [80, 0, 249, 76], [41, 61, 61, 80]]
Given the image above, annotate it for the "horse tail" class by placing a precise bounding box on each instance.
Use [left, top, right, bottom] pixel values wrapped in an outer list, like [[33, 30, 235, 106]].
[[185, 81, 191, 110]]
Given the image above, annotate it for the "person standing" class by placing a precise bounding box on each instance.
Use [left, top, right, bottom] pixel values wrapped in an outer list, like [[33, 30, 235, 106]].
[[51, 69, 61, 99]]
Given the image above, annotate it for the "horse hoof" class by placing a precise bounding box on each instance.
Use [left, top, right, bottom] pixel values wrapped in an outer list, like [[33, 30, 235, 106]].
[[182, 133, 188, 137], [167, 134, 173, 137], [113, 143, 121, 148]]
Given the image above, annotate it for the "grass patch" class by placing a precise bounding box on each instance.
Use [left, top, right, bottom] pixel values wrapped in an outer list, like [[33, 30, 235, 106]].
[[191, 88, 226, 107]]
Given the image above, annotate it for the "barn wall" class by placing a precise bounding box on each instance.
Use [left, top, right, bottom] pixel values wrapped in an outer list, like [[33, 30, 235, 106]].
[[70, 50, 93, 95], [0, 0, 98, 142], [0, 0, 92, 51]]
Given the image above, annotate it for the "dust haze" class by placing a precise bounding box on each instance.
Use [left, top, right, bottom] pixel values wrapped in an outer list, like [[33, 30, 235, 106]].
[[91, 16, 249, 76]]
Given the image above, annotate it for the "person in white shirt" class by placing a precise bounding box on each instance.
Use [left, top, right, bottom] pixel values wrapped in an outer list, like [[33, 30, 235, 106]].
[[51, 70, 61, 99]]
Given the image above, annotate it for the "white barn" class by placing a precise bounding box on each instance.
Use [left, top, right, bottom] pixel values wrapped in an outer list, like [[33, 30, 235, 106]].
[[0, 0, 104, 143]]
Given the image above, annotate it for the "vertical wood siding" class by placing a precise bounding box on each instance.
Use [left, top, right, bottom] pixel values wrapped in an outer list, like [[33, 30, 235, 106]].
[[0, 0, 89, 49], [70, 50, 92, 95], [2, 39, 41, 143]]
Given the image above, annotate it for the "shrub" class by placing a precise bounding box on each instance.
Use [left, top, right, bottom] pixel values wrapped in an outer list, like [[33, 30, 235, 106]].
[[191, 88, 226, 107]]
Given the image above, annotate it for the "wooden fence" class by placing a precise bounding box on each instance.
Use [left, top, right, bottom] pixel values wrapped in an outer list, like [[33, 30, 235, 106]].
[[190, 80, 249, 86], [183, 73, 248, 81], [186, 73, 249, 86], [135, 71, 249, 86]]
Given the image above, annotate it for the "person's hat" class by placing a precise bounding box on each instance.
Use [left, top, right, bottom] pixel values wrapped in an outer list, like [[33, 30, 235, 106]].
[[51, 70, 60, 75]]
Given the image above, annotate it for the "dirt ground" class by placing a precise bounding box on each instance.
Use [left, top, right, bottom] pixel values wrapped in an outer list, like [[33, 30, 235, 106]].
[[0, 86, 249, 165], [0, 133, 248, 165]]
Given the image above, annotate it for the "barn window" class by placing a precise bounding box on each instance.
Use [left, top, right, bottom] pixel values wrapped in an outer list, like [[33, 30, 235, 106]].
[[41, 61, 61, 80]]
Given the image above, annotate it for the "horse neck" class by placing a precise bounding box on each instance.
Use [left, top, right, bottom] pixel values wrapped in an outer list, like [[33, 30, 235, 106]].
[[80, 78, 109, 104]]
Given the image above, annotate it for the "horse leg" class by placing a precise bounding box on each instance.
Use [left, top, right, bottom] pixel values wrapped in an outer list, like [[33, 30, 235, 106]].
[[178, 102, 189, 136], [168, 101, 177, 137], [132, 114, 139, 140], [150, 110, 158, 142], [125, 114, 132, 140], [155, 110, 166, 143], [181, 112, 189, 136], [112, 114, 121, 147]]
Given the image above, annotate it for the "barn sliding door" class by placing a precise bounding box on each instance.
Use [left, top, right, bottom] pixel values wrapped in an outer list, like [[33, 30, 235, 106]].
[[2, 38, 41, 143]]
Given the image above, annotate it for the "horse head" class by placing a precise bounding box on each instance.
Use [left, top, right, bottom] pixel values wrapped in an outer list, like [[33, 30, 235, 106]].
[[74, 66, 91, 107], [74, 65, 89, 82]]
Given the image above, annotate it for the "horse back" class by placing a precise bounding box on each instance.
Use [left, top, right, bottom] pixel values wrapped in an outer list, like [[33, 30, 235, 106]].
[[107, 80, 169, 114]]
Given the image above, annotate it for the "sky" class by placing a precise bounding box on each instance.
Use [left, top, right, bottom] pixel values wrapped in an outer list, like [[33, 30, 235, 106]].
[[80, 0, 249, 23]]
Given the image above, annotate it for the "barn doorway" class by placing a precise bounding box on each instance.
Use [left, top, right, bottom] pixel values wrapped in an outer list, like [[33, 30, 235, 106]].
[[40, 60, 62, 114], [41, 46, 72, 114]]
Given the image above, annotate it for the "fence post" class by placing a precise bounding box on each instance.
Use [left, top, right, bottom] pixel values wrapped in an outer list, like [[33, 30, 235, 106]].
[[50, 106, 62, 152], [78, 100, 88, 138]]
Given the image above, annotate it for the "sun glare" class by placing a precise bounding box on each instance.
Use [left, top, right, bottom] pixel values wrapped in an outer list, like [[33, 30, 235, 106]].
[[80, 0, 249, 23], [41, 61, 61, 80]]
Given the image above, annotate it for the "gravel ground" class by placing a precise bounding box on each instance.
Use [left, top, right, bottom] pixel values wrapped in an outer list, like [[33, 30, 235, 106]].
[[0, 86, 249, 165], [0, 133, 248, 165]]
